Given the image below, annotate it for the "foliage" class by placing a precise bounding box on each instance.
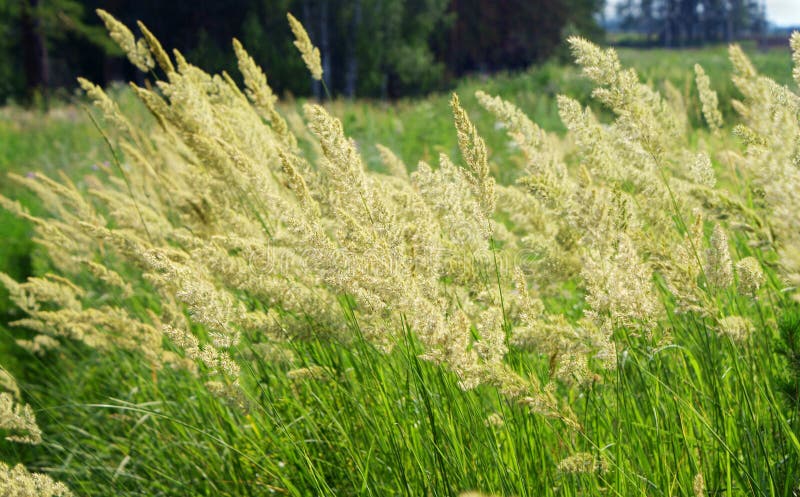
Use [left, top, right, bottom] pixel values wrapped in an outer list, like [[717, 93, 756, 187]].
[[615, 0, 767, 46], [442, 0, 605, 74], [0, 0, 604, 103], [0, 0, 120, 103]]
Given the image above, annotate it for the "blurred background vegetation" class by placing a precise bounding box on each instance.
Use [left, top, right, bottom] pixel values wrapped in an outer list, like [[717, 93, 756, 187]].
[[0, 0, 607, 103], [1, 0, 778, 105]]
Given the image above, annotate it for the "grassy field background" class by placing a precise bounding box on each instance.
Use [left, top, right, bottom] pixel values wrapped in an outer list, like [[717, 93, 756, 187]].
[[1, 42, 799, 496]]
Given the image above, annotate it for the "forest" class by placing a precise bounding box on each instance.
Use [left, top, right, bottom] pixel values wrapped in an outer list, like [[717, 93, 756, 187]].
[[0, 0, 769, 103]]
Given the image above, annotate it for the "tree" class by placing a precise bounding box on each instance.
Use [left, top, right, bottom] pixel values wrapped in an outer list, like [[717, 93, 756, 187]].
[[0, 0, 607, 103], [617, 0, 766, 46], [441, 0, 604, 76], [0, 0, 117, 104]]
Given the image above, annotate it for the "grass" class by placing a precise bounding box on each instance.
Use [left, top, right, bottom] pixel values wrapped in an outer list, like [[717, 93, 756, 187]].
[[2, 42, 790, 311], [1, 42, 799, 496], [7, 294, 798, 495]]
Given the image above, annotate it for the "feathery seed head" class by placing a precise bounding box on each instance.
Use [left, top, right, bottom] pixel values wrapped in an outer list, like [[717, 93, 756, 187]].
[[729, 44, 757, 80], [0, 368, 19, 399], [287, 365, 332, 382], [13, 16, 791, 438], [557, 451, 608, 474], [718, 315, 753, 342], [0, 462, 73, 496], [96, 9, 154, 72], [567, 36, 621, 88], [694, 64, 724, 131], [690, 152, 716, 188], [137, 21, 174, 73], [451, 93, 496, 215], [278, 149, 320, 218], [233, 38, 277, 116], [732, 124, 766, 147], [376, 144, 409, 179], [706, 224, 734, 288], [484, 412, 504, 427], [78, 78, 136, 136], [287, 13, 323, 81], [0, 392, 42, 445], [475, 90, 541, 153], [16, 335, 61, 356], [736, 257, 765, 296], [693, 473, 706, 497]]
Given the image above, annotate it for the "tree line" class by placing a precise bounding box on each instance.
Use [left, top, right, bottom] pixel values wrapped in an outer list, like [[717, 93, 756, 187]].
[[614, 0, 768, 46], [1, 0, 603, 103]]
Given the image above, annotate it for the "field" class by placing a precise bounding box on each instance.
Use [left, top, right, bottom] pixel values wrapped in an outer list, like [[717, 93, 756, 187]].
[[1, 18, 800, 497]]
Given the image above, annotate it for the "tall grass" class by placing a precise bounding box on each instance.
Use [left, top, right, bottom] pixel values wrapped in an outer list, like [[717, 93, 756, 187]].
[[1, 12, 799, 497]]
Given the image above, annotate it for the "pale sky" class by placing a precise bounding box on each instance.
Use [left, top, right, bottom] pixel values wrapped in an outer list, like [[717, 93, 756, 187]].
[[768, 0, 800, 26], [607, 0, 800, 27]]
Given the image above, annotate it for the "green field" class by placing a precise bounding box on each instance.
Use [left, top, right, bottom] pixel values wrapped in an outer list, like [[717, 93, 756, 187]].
[[1, 33, 800, 497]]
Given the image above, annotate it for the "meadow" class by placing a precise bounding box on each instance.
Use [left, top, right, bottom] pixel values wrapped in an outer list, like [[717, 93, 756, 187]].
[[1, 13, 799, 497]]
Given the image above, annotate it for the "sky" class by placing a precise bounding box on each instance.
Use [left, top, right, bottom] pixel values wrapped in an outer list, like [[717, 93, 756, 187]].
[[606, 0, 800, 27], [767, 0, 800, 26]]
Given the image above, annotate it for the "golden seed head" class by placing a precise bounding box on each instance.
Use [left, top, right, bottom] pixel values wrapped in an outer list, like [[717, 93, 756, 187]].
[[287, 13, 323, 81]]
